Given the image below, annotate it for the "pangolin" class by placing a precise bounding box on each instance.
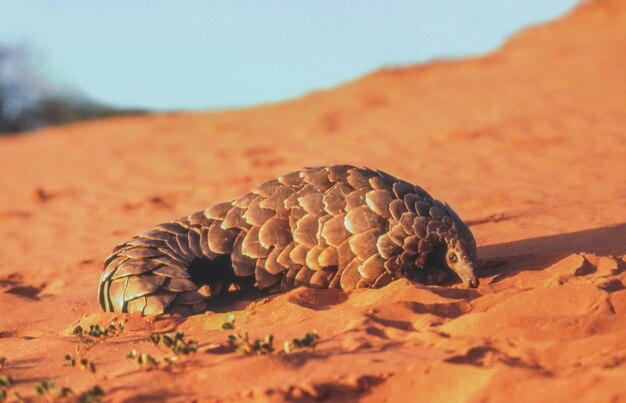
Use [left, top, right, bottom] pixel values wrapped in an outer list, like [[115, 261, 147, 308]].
[[99, 165, 478, 315]]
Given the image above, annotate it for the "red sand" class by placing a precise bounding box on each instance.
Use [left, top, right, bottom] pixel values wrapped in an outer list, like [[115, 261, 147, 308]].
[[1, 0, 625, 401]]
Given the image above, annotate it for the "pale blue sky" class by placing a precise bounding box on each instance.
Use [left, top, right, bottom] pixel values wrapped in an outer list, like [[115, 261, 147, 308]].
[[0, 1, 578, 110]]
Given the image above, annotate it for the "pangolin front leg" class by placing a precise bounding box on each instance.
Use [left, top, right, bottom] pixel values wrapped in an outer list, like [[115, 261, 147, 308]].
[[98, 165, 479, 315]]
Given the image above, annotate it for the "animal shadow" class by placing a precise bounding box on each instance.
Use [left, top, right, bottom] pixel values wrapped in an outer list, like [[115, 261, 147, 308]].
[[478, 223, 626, 284]]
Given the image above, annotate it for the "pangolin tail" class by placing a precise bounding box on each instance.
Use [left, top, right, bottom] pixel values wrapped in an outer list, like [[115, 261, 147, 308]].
[[98, 210, 253, 315]]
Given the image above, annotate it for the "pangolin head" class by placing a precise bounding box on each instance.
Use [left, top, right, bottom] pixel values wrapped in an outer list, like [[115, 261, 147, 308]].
[[440, 202, 478, 288]]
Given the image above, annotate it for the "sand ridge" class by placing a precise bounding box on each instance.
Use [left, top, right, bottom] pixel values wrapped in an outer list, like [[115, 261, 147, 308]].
[[1, 0, 626, 401]]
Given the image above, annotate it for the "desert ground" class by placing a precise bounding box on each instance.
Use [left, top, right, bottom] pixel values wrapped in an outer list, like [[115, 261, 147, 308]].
[[1, 0, 625, 401]]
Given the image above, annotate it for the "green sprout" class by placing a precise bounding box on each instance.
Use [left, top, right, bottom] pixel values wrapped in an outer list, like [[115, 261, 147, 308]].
[[221, 313, 236, 330], [221, 313, 273, 355], [0, 375, 23, 403], [128, 331, 198, 371], [64, 350, 97, 374], [228, 332, 274, 355], [3, 360, 101, 402], [64, 353, 75, 367], [220, 314, 319, 356], [0, 376, 13, 388], [73, 321, 125, 345], [147, 331, 198, 355], [0, 375, 14, 403], [35, 380, 72, 401], [283, 331, 320, 354], [78, 386, 104, 403], [66, 320, 125, 380], [126, 350, 160, 371]]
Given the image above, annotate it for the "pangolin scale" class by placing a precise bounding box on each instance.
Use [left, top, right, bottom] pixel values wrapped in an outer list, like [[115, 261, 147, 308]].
[[99, 165, 478, 315]]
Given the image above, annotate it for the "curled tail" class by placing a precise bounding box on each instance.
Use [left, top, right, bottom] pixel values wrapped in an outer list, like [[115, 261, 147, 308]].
[[98, 209, 255, 315]]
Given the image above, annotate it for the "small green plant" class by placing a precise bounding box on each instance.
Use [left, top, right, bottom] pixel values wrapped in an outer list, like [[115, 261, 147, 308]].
[[221, 313, 236, 330], [126, 349, 180, 371], [3, 362, 101, 402], [283, 331, 320, 354], [147, 331, 198, 355], [78, 385, 104, 403], [35, 380, 72, 401], [127, 331, 198, 371], [64, 353, 96, 373], [221, 314, 320, 356], [63, 353, 75, 367], [73, 321, 125, 345], [0, 375, 14, 403], [228, 332, 274, 355], [224, 313, 326, 356], [65, 320, 124, 380], [0, 374, 23, 403], [222, 313, 274, 355], [34, 379, 103, 402]]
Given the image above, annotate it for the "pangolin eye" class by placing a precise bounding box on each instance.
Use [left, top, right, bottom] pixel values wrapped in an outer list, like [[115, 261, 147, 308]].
[[448, 253, 458, 263]]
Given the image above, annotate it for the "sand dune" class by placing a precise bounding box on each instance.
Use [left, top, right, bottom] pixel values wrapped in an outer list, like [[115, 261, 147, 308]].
[[1, 0, 625, 401]]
